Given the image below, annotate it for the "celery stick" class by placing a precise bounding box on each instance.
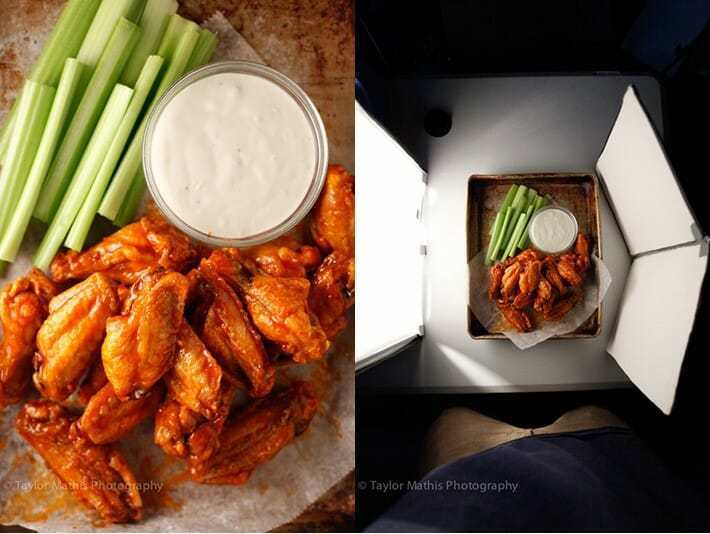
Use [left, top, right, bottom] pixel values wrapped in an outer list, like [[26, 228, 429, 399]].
[[504, 213, 529, 258], [0, 0, 101, 159], [114, 170, 146, 227], [99, 26, 200, 221], [34, 18, 140, 223], [0, 107, 18, 165], [489, 206, 513, 263], [77, 0, 145, 70], [518, 196, 548, 249], [499, 185, 529, 256], [186, 29, 219, 71], [485, 211, 503, 265], [0, 82, 55, 237], [501, 184, 519, 212], [121, 0, 178, 86], [158, 15, 200, 58], [0, 60, 84, 262], [34, 85, 133, 271], [66, 56, 163, 250]]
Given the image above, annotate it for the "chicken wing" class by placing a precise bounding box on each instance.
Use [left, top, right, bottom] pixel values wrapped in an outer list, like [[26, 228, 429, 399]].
[[497, 301, 533, 332], [15, 400, 142, 523], [556, 256, 584, 287], [515, 260, 541, 309], [574, 232, 591, 273], [204, 249, 330, 363], [164, 320, 223, 419], [50, 212, 200, 285], [191, 381, 319, 485], [310, 165, 354, 256], [34, 273, 119, 402], [309, 250, 355, 339], [543, 257, 567, 295], [102, 271, 189, 400], [488, 263, 504, 300], [0, 269, 58, 406], [500, 262, 521, 301], [78, 383, 162, 444], [542, 291, 582, 321], [241, 236, 321, 278], [533, 277, 557, 315], [197, 259, 274, 397], [154, 383, 235, 465]]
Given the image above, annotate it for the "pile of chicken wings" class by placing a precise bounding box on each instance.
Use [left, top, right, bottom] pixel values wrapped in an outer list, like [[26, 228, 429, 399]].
[[0, 164, 355, 523], [488, 233, 590, 332]]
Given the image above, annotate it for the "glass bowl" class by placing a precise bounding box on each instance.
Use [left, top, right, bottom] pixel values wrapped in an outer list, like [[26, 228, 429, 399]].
[[143, 60, 328, 247], [528, 205, 579, 254]]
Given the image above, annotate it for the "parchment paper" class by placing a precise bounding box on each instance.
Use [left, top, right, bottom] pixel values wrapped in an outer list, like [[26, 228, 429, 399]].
[[469, 252, 612, 349], [0, 11, 354, 532]]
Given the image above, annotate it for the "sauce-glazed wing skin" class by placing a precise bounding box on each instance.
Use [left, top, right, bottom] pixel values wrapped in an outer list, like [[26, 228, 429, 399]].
[[77, 359, 109, 406], [309, 251, 355, 339], [197, 259, 274, 397], [0, 269, 58, 406], [50, 213, 200, 285], [154, 384, 235, 465], [15, 400, 142, 523], [192, 381, 318, 485], [34, 273, 119, 402], [79, 383, 163, 444], [310, 165, 354, 256], [165, 321, 223, 418], [242, 236, 322, 278], [102, 271, 189, 400], [205, 249, 330, 363]]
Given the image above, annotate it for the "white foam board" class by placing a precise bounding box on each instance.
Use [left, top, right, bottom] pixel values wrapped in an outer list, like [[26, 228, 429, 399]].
[[607, 243, 707, 414], [355, 103, 426, 367], [597, 86, 698, 255]]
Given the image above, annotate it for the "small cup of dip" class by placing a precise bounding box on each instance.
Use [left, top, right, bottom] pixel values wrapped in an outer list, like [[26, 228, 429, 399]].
[[528, 206, 579, 254], [143, 61, 328, 247]]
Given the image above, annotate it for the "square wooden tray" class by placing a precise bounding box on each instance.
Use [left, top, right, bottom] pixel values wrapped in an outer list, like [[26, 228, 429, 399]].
[[466, 173, 602, 339]]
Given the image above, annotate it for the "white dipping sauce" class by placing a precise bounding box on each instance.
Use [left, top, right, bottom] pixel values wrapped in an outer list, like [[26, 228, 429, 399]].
[[529, 207, 578, 253], [151, 72, 316, 238]]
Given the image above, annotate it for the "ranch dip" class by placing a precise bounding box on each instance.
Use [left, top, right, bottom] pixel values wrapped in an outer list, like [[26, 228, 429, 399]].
[[149, 71, 317, 239], [528, 206, 578, 254]]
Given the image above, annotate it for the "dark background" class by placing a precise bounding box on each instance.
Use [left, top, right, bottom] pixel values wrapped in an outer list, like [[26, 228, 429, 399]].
[[355, 0, 710, 529]]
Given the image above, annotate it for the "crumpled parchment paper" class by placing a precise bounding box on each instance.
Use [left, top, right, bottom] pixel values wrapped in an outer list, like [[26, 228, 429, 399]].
[[469, 251, 612, 349], [0, 11, 354, 532]]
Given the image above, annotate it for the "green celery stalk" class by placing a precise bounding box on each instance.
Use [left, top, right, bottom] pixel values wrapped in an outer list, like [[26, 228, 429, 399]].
[[34, 84, 134, 271], [485, 211, 503, 266], [65, 56, 163, 250], [113, 169, 146, 227], [0, 82, 55, 237], [77, 0, 145, 70], [499, 185, 528, 258], [504, 212, 530, 259], [0, 60, 84, 262], [517, 195, 548, 249], [157, 15, 200, 57], [0, 0, 101, 159], [121, 0, 178, 86], [489, 206, 513, 263], [186, 29, 219, 71], [0, 108, 18, 165], [34, 17, 141, 223], [501, 184, 519, 211], [99, 26, 200, 221]]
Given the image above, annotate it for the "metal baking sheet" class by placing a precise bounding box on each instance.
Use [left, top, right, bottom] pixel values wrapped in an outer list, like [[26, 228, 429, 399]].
[[466, 172, 602, 338]]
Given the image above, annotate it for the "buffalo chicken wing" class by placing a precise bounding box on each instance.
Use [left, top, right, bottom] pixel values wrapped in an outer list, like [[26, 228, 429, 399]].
[[310, 165, 355, 257], [308, 250, 355, 339], [15, 400, 142, 523], [0, 269, 58, 406], [50, 212, 199, 285], [102, 271, 189, 399], [191, 382, 318, 485], [33, 273, 119, 401]]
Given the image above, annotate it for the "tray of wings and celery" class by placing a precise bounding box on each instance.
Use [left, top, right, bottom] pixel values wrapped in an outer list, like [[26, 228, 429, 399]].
[[467, 173, 611, 348], [0, 0, 354, 528]]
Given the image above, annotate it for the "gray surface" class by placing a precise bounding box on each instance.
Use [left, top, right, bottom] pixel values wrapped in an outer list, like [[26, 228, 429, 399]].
[[358, 75, 664, 393]]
